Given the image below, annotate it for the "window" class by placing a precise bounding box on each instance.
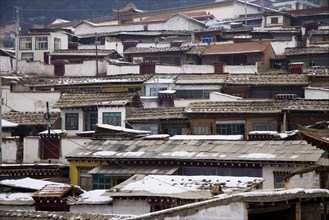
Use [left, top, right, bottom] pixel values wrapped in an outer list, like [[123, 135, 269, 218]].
[[202, 36, 212, 43], [216, 123, 244, 135], [150, 87, 167, 96], [193, 124, 211, 135], [273, 172, 290, 188], [176, 90, 213, 99], [251, 121, 277, 131], [103, 112, 121, 126], [65, 113, 79, 130], [54, 37, 61, 50], [19, 37, 32, 50], [21, 52, 34, 61], [35, 37, 48, 50], [271, 17, 278, 24], [80, 174, 92, 190], [92, 174, 111, 189]]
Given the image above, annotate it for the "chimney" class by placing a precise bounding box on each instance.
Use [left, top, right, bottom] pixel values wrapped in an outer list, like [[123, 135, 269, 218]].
[[157, 90, 175, 108]]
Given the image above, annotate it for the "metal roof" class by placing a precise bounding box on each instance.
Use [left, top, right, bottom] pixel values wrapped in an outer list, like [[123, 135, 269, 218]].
[[66, 139, 323, 164]]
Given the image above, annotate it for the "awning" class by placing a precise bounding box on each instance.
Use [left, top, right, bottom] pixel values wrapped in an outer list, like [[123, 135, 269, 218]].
[[88, 165, 180, 176]]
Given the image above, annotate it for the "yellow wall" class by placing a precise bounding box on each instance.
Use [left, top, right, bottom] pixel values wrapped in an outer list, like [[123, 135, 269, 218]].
[[69, 160, 107, 185]]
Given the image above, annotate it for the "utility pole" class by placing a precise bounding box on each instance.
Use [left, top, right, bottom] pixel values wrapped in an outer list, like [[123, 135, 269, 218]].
[[95, 32, 99, 76], [244, 0, 248, 27], [15, 6, 20, 73], [0, 71, 2, 163]]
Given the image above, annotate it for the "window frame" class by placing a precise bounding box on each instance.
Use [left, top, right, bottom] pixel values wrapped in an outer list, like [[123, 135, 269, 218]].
[[270, 17, 279, 24], [103, 112, 122, 126], [21, 52, 34, 61], [65, 113, 79, 130], [19, 37, 32, 50], [35, 36, 48, 50], [54, 37, 61, 50]]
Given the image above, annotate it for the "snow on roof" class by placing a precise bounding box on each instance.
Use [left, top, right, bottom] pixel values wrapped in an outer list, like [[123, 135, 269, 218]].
[[96, 123, 151, 134], [239, 153, 277, 159], [38, 129, 66, 135], [93, 151, 145, 157], [0, 177, 63, 191], [2, 119, 18, 128], [111, 175, 263, 197], [170, 135, 243, 140], [0, 193, 34, 205], [69, 190, 112, 205], [143, 134, 170, 139], [158, 90, 176, 94], [249, 131, 278, 135]]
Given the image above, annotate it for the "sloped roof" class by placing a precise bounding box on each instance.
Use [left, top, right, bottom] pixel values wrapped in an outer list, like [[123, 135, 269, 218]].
[[285, 47, 329, 56], [32, 184, 82, 198], [186, 100, 329, 114], [202, 41, 271, 55], [2, 112, 60, 126], [51, 49, 119, 57], [142, 11, 212, 23], [66, 139, 323, 164], [126, 107, 187, 121], [175, 74, 226, 84], [224, 74, 309, 85], [54, 92, 138, 109]]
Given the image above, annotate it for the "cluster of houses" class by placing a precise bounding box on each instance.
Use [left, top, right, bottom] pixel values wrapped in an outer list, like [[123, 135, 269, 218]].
[[0, 1, 329, 219]]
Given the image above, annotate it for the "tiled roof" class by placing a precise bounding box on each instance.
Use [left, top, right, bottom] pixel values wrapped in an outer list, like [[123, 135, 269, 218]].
[[32, 184, 83, 198], [175, 74, 226, 84], [124, 46, 191, 54], [202, 41, 271, 55], [284, 7, 329, 17], [285, 47, 329, 56], [28, 75, 151, 87], [144, 74, 178, 84], [0, 210, 126, 220], [126, 107, 187, 121], [66, 139, 323, 163], [54, 92, 137, 109], [2, 112, 60, 126], [186, 45, 206, 55], [224, 74, 309, 85], [185, 100, 329, 114], [51, 49, 118, 56], [308, 29, 329, 35]]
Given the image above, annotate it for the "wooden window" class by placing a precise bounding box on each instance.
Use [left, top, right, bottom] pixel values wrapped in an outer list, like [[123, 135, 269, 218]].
[[103, 112, 121, 126], [271, 17, 278, 24], [216, 123, 244, 135], [92, 174, 111, 189], [193, 124, 211, 135], [35, 37, 48, 50], [251, 121, 276, 131], [273, 171, 290, 188], [19, 37, 32, 50], [54, 37, 61, 50], [21, 52, 34, 61], [65, 113, 79, 130], [79, 174, 92, 190]]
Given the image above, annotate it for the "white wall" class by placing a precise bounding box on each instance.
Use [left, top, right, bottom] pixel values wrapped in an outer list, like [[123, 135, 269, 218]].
[[105, 41, 124, 54], [1, 138, 19, 163], [17, 60, 54, 76], [141, 97, 158, 108], [271, 37, 298, 55], [224, 65, 257, 74], [74, 23, 145, 35], [233, 2, 261, 19], [64, 61, 107, 77], [0, 56, 13, 73], [61, 109, 84, 136], [210, 92, 243, 101], [144, 83, 174, 96], [174, 99, 211, 107], [262, 166, 295, 189], [305, 87, 329, 99], [23, 136, 92, 163], [112, 199, 150, 215], [148, 15, 204, 31], [98, 106, 126, 128], [2, 86, 61, 113], [182, 65, 214, 74], [71, 204, 113, 215], [107, 64, 139, 75], [23, 136, 39, 163]]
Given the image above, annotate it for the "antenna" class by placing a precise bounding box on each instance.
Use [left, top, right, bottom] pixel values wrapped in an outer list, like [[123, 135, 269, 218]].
[[15, 6, 21, 73]]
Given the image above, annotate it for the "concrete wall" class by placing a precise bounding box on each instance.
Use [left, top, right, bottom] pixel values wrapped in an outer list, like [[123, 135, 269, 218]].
[[286, 170, 320, 189], [23, 136, 92, 163], [305, 87, 329, 99], [262, 166, 296, 189], [107, 64, 139, 75], [70, 204, 113, 215], [1, 137, 19, 163], [64, 60, 107, 77], [224, 65, 257, 74], [271, 38, 298, 55], [112, 199, 150, 215], [2, 86, 61, 113], [18, 60, 54, 76], [0, 56, 13, 73]]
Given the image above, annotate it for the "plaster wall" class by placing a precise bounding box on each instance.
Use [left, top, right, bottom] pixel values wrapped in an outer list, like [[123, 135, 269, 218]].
[[64, 60, 107, 76], [1, 138, 19, 163], [224, 65, 257, 74], [262, 166, 296, 189], [23, 136, 39, 163], [0, 56, 13, 73], [17, 60, 54, 76], [305, 87, 329, 99], [107, 64, 139, 75], [2, 86, 61, 113], [271, 38, 298, 55], [286, 171, 320, 189], [112, 199, 150, 215]]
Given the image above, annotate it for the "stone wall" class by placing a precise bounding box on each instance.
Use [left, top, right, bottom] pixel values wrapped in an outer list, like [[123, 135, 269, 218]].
[[286, 170, 320, 189]]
